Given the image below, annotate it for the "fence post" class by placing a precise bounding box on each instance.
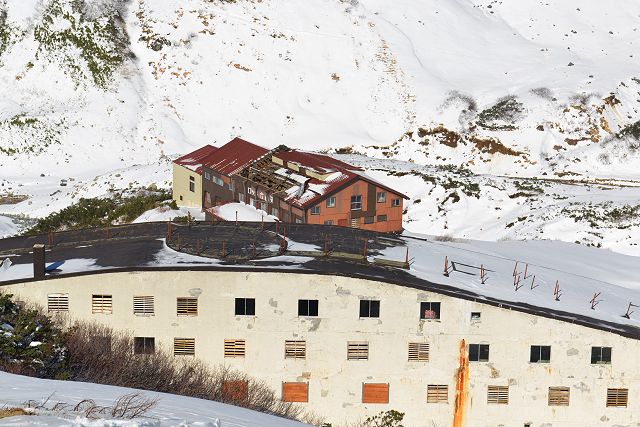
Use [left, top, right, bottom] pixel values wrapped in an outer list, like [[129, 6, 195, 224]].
[[443, 256, 449, 277], [167, 221, 172, 242]]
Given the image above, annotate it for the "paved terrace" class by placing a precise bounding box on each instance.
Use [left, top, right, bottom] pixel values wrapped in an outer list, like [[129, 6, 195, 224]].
[[0, 222, 639, 339]]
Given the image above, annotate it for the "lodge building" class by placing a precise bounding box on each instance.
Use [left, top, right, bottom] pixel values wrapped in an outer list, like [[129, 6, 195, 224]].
[[173, 138, 407, 233]]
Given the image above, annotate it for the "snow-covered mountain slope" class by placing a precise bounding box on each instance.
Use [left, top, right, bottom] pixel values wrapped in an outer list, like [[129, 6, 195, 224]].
[[0, 371, 309, 427], [0, 0, 639, 253]]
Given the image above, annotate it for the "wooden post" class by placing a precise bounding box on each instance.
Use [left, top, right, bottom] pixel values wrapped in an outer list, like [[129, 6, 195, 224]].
[[480, 264, 486, 284], [252, 241, 256, 258], [222, 240, 226, 257], [48, 231, 53, 247], [276, 221, 279, 235], [513, 261, 518, 277], [553, 280, 561, 301], [324, 235, 328, 254], [523, 263, 529, 279], [235, 211, 238, 226], [530, 275, 537, 289], [261, 214, 264, 231], [283, 226, 287, 252], [444, 256, 450, 277], [178, 236, 182, 251], [405, 247, 409, 266], [167, 221, 172, 241], [514, 274, 522, 291], [590, 292, 601, 310], [196, 239, 200, 254], [363, 239, 367, 258]]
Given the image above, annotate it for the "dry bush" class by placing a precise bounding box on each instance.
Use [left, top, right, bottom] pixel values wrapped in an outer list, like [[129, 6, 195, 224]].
[[433, 234, 455, 242], [24, 392, 158, 420], [65, 321, 321, 424], [0, 407, 31, 419]]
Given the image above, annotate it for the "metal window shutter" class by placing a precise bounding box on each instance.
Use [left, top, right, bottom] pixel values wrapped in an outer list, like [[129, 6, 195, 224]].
[[427, 385, 448, 403], [133, 296, 154, 315], [548, 387, 570, 406], [606, 388, 628, 407], [284, 340, 306, 359], [177, 297, 198, 316], [408, 342, 429, 362], [92, 294, 112, 314], [221, 380, 249, 402], [282, 382, 309, 403], [487, 386, 509, 404], [174, 338, 195, 356], [347, 342, 369, 360], [47, 294, 69, 312], [362, 383, 389, 404], [224, 339, 246, 358]]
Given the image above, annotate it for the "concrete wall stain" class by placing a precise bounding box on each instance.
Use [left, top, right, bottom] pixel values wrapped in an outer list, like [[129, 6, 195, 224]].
[[453, 339, 468, 427]]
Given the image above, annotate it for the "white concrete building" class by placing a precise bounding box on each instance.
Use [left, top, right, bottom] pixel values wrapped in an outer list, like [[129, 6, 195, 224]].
[[3, 269, 639, 427]]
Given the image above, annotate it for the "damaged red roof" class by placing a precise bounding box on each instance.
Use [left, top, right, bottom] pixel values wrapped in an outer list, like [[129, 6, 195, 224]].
[[275, 150, 363, 172], [204, 137, 269, 176], [173, 145, 218, 175]]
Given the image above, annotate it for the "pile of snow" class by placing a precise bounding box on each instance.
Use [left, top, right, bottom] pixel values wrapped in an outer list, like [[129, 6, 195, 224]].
[[0, 371, 308, 427], [0, 216, 18, 238], [133, 206, 204, 223], [209, 203, 277, 223]]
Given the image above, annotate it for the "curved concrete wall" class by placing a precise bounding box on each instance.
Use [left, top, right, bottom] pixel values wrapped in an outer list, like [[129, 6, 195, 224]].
[[3, 270, 639, 427]]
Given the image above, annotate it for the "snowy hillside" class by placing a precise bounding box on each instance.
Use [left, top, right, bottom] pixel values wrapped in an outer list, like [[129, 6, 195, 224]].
[[0, 371, 309, 427], [0, 0, 639, 253]]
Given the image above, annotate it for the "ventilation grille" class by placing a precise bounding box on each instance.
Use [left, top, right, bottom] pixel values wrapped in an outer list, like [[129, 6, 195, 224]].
[[606, 388, 628, 408], [177, 297, 198, 316], [347, 342, 369, 360], [133, 296, 154, 315], [284, 340, 306, 359], [408, 342, 429, 362], [47, 294, 69, 312], [427, 385, 448, 403], [174, 338, 195, 356], [224, 339, 246, 358], [487, 386, 509, 404], [548, 387, 570, 406], [92, 294, 112, 314]]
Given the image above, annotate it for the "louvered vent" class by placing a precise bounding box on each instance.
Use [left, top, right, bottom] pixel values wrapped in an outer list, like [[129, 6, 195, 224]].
[[427, 385, 448, 403], [284, 340, 306, 359], [606, 388, 628, 408], [177, 297, 198, 316], [133, 295, 154, 315], [408, 342, 429, 362], [174, 338, 195, 356], [347, 342, 369, 360], [487, 385, 509, 404], [47, 294, 69, 312], [548, 387, 570, 406], [92, 294, 112, 314], [224, 339, 246, 358]]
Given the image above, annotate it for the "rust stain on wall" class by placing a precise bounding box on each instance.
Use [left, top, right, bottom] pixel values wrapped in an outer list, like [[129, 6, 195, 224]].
[[453, 339, 469, 427]]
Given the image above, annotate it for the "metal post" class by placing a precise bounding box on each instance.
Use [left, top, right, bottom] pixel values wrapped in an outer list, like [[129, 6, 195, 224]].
[[443, 256, 449, 277], [33, 244, 45, 281]]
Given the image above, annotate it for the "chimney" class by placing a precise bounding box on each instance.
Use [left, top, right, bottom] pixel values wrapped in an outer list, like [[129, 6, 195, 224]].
[[33, 244, 45, 281]]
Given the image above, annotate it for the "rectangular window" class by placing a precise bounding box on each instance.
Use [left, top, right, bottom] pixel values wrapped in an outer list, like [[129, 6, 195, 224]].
[[548, 387, 570, 406], [228, 182, 234, 191], [377, 191, 386, 203], [177, 297, 198, 316], [282, 382, 309, 403], [224, 339, 246, 358], [91, 294, 112, 314], [324, 220, 333, 225], [470, 312, 482, 322], [377, 215, 387, 222], [174, 338, 195, 356], [391, 198, 401, 207], [364, 216, 374, 224], [359, 300, 380, 318], [249, 197, 256, 207], [408, 342, 429, 362], [222, 380, 248, 402], [258, 191, 266, 200], [272, 208, 279, 217], [235, 298, 255, 316], [606, 388, 628, 408], [310, 206, 320, 215], [214, 176, 224, 186], [298, 299, 319, 317], [350, 195, 362, 210], [362, 383, 389, 404], [238, 193, 245, 203], [189, 176, 195, 192], [469, 344, 490, 362], [47, 293, 69, 312], [284, 340, 306, 359], [591, 346, 612, 364], [133, 296, 154, 316], [420, 302, 441, 320], [487, 385, 509, 404], [260, 201, 267, 212], [247, 187, 255, 195], [268, 194, 274, 203], [427, 385, 448, 403], [347, 341, 369, 360], [530, 345, 551, 363], [134, 337, 155, 355], [326, 196, 336, 208], [204, 171, 211, 180]]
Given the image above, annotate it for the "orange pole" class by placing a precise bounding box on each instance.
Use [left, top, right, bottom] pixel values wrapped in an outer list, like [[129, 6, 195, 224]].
[[513, 261, 518, 277]]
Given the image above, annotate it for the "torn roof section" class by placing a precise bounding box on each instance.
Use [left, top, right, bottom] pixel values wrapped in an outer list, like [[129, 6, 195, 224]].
[[173, 145, 218, 175], [203, 137, 270, 176]]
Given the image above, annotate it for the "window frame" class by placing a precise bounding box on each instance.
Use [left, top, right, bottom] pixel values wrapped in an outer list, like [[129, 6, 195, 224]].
[[359, 299, 380, 318], [530, 345, 551, 363], [376, 191, 386, 203], [298, 299, 319, 317], [468, 343, 490, 362], [310, 206, 320, 215], [391, 198, 401, 207], [420, 301, 441, 320], [591, 346, 612, 364], [235, 298, 256, 316], [189, 176, 195, 192], [134, 336, 155, 355], [326, 196, 336, 208], [204, 171, 211, 180], [350, 195, 362, 210], [376, 214, 387, 222]]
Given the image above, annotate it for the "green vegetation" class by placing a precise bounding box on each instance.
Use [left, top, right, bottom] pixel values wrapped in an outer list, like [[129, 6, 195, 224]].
[[361, 410, 405, 427], [0, 293, 67, 378], [477, 96, 525, 131], [34, 0, 132, 88], [618, 120, 640, 140], [26, 191, 173, 234], [562, 202, 640, 229], [0, 115, 64, 156]]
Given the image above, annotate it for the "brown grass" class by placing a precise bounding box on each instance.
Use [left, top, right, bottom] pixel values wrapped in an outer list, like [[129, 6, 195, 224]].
[[0, 408, 30, 419]]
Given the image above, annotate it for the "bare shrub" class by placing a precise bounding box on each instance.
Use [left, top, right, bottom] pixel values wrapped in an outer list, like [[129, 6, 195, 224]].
[[433, 234, 455, 242]]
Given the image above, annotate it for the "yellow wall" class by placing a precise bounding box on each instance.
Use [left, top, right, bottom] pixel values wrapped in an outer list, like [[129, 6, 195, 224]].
[[172, 163, 202, 208]]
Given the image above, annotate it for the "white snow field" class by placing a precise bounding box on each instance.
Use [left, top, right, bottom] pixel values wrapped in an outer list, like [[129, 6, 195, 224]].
[[208, 202, 277, 223], [0, 0, 639, 253], [0, 371, 309, 427]]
